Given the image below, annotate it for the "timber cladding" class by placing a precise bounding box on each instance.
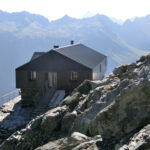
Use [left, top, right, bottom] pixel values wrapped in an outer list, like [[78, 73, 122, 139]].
[[16, 50, 92, 91], [57, 70, 92, 91], [16, 70, 92, 91]]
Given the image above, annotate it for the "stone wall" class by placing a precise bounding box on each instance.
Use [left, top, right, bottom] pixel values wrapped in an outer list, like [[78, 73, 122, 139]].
[[21, 88, 40, 107]]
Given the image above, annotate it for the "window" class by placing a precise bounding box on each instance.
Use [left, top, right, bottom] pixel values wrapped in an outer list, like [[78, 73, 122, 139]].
[[70, 71, 78, 80], [100, 64, 101, 72], [29, 71, 36, 81]]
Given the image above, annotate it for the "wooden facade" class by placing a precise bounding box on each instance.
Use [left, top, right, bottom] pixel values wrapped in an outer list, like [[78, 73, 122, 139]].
[[16, 50, 92, 92]]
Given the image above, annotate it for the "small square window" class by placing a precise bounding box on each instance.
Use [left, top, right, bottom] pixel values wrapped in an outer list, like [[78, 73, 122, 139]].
[[29, 71, 36, 81], [70, 71, 78, 80]]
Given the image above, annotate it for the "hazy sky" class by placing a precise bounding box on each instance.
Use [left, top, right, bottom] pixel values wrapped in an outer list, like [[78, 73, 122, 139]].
[[0, 0, 150, 21]]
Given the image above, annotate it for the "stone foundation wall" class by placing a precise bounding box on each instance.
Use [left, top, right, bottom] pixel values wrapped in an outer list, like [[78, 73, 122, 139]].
[[21, 88, 40, 107]]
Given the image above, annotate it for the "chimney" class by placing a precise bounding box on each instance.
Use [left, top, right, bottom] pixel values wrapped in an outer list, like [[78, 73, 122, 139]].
[[70, 40, 74, 45], [53, 45, 59, 49]]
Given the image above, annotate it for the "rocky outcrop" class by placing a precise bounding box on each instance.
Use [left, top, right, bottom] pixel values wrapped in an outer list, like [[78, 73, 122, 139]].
[[35, 132, 100, 150], [0, 106, 68, 150], [0, 54, 150, 150], [0, 96, 33, 143], [116, 124, 150, 150], [89, 81, 150, 139]]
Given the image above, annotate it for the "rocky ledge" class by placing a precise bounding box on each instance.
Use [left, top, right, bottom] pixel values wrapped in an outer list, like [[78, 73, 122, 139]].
[[0, 54, 150, 150], [0, 96, 33, 143]]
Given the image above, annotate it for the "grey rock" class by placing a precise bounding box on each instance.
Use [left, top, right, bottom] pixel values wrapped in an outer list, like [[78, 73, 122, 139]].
[[60, 92, 82, 110], [35, 132, 91, 150], [117, 124, 150, 150], [0, 106, 68, 150], [0, 96, 33, 143], [61, 111, 77, 133], [40, 106, 68, 133], [72, 140, 98, 150], [89, 83, 150, 139], [113, 64, 129, 75]]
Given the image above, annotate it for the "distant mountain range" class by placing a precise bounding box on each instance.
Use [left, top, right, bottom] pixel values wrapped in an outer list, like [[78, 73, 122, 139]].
[[0, 10, 149, 96]]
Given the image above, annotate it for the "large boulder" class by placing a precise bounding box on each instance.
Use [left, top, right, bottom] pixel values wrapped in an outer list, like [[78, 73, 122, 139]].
[[89, 82, 150, 139], [60, 80, 99, 111], [72, 80, 98, 95], [35, 132, 100, 150], [61, 111, 77, 133], [60, 92, 82, 110]]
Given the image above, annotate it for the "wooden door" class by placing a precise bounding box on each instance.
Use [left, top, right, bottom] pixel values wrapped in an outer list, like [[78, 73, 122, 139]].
[[48, 72, 57, 88]]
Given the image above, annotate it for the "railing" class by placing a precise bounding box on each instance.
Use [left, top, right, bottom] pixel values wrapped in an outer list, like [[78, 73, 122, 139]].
[[0, 89, 20, 106]]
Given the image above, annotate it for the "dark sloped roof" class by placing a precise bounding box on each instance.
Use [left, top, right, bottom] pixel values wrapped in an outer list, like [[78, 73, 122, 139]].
[[17, 43, 106, 71], [30, 52, 45, 61], [16, 50, 91, 71], [53, 43, 106, 69]]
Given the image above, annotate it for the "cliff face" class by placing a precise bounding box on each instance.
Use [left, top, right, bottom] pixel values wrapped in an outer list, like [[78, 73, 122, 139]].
[[0, 54, 150, 150]]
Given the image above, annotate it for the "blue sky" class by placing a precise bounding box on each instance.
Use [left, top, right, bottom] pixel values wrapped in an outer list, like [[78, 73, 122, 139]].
[[0, 0, 150, 21]]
